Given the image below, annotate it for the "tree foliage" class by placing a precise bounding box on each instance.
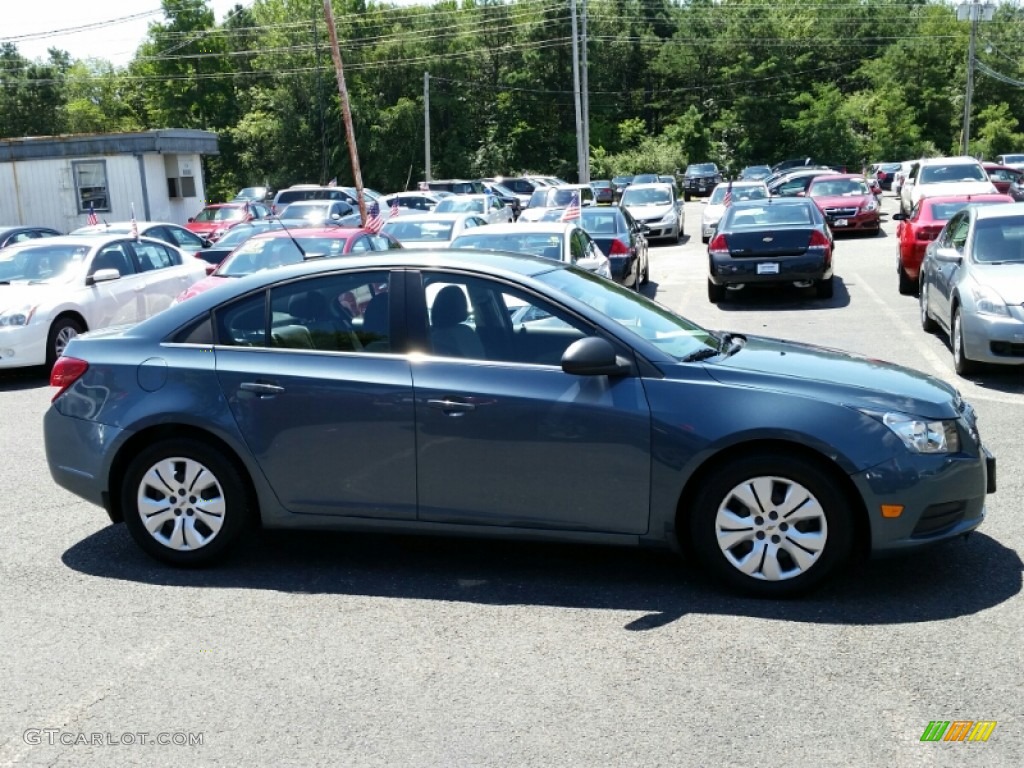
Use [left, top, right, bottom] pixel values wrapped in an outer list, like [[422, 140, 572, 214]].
[[2, 0, 1023, 193]]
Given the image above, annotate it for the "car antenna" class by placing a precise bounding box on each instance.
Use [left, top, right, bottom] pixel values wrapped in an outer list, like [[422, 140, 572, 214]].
[[272, 216, 308, 259]]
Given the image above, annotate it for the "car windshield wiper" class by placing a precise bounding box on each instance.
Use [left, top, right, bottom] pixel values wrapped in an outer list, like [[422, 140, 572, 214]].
[[682, 346, 720, 363]]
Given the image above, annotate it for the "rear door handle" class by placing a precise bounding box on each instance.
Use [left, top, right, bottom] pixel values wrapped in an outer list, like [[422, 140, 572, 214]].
[[427, 398, 476, 414], [240, 381, 285, 396]]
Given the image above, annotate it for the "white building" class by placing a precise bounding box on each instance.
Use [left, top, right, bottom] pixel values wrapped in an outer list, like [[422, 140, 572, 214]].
[[0, 129, 219, 234]]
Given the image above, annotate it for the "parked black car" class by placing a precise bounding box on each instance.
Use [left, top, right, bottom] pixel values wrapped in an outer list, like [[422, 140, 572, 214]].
[[682, 163, 723, 201], [0, 225, 61, 249], [706, 197, 835, 302], [480, 181, 523, 219]]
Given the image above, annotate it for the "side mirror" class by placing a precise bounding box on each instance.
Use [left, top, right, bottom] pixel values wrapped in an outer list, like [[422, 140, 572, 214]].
[[187, 217, 195, 223], [86, 268, 121, 286], [561, 337, 631, 376], [891, 212, 906, 221], [202, 238, 213, 248], [933, 246, 962, 265]]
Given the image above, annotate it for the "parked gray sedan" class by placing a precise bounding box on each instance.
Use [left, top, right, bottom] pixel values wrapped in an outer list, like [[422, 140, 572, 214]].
[[44, 250, 994, 597], [919, 202, 1024, 374]]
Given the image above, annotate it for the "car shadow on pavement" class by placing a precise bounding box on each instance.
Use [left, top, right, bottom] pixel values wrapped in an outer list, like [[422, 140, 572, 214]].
[[927, 330, 1024, 395], [0, 366, 50, 391], [710, 276, 852, 310], [62, 525, 1021, 631]]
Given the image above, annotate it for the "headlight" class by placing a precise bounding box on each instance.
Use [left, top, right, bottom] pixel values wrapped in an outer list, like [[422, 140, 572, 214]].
[[879, 412, 960, 454], [971, 284, 1009, 317], [0, 305, 37, 327], [659, 212, 678, 225], [863, 200, 879, 212]]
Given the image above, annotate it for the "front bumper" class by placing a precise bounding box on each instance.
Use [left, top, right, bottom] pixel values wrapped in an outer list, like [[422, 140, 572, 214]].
[[854, 444, 993, 555], [0, 324, 49, 369], [962, 307, 1024, 366], [826, 211, 880, 233]]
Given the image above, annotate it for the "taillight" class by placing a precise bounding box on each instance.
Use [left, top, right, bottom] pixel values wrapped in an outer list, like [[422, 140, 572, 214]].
[[608, 239, 630, 255], [709, 233, 729, 254], [50, 357, 89, 402], [916, 226, 941, 241], [808, 229, 830, 248]]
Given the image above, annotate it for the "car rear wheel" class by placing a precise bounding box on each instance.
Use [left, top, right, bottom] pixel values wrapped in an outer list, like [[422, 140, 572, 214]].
[[815, 275, 834, 299], [46, 317, 84, 367], [688, 454, 853, 597], [952, 307, 978, 376], [121, 438, 250, 566], [897, 261, 916, 296]]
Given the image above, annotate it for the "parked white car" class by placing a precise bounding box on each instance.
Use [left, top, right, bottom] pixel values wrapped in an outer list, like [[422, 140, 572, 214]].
[[71, 220, 210, 254], [432, 194, 513, 225], [381, 212, 489, 248], [700, 180, 769, 243], [0, 234, 207, 368], [899, 156, 998, 216]]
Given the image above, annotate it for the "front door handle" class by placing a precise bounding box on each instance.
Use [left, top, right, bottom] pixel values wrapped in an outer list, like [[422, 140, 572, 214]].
[[240, 381, 285, 396], [427, 398, 476, 414]]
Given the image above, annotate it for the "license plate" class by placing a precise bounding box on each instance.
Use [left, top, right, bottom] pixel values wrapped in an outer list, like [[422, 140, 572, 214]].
[[698, 187, 706, 192], [833, 218, 848, 227], [757, 263, 780, 275]]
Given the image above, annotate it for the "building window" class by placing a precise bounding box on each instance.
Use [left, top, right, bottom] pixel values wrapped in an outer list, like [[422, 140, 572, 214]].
[[73, 160, 110, 213]]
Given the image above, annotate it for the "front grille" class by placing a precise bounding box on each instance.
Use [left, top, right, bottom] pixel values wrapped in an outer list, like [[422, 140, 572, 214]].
[[824, 207, 858, 217], [912, 501, 966, 537], [989, 341, 1024, 358]]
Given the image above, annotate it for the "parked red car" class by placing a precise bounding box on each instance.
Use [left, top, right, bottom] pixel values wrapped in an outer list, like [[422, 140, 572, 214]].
[[891, 193, 1013, 295], [982, 163, 1024, 200], [174, 227, 400, 304], [806, 174, 880, 236], [185, 202, 267, 242]]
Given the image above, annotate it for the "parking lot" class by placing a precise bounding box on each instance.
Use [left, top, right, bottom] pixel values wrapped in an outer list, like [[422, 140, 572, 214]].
[[1, 192, 1021, 767]]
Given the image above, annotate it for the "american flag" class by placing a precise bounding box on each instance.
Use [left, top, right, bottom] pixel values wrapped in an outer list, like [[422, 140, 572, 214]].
[[723, 181, 733, 207], [327, 177, 338, 187], [87, 203, 99, 226], [130, 203, 139, 240], [560, 191, 581, 222], [365, 201, 384, 233], [390, 198, 399, 218]]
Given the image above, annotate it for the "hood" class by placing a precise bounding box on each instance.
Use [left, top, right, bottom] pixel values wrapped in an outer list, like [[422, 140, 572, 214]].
[[174, 275, 227, 303], [811, 194, 874, 208], [974, 263, 1024, 303], [185, 222, 222, 236], [704, 335, 960, 418], [0, 281, 65, 307]]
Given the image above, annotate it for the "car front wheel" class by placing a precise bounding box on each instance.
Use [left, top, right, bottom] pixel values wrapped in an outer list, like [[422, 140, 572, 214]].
[[919, 283, 937, 332], [952, 307, 978, 376], [121, 438, 250, 566], [46, 317, 84, 367], [689, 454, 853, 597]]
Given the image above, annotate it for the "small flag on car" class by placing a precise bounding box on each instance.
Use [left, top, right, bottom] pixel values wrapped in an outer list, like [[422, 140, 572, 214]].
[[365, 201, 384, 233], [87, 203, 99, 226], [130, 203, 139, 240], [560, 191, 581, 221], [390, 198, 399, 218], [327, 177, 337, 187], [723, 180, 733, 207]]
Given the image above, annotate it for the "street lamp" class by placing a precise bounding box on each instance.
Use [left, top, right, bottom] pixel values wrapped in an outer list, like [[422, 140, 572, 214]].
[[957, 0, 995, 156]]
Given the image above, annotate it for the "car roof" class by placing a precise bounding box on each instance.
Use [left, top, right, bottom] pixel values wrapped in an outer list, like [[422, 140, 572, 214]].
[[920, 194, 1014, 206], [1, 233, 169, 251], [248, 227, 368, 240], [809, 174, 867, 182], [623, 182, 673, 191], [468, 222, 573, 234], [731, 197, 814, 207], [971, 201, 1024, 221], [917, 156, 982, 166], [71, 221, 184, 233], [383, 212, 476, 222]]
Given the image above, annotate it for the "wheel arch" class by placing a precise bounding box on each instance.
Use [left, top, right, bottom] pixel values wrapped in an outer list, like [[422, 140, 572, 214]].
[[106, 424, 260, 526], [51, 309, 89, 333], [673, 439, 870, 561]]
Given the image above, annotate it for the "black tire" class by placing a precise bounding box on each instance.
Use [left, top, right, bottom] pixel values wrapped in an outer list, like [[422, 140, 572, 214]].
[[46, 316, 85, 367], [952, 307, 978, 376], [707, 279, 725, 304], [687, 453, 853, 597], [640, 254, 650, 286], [815, 275, 834, 299], [684, 192, 691, 202], [897, 261, 916, 296], [121, 438, 251, 566], [701, 235, 710, 245], [919, 283, 938, 332]]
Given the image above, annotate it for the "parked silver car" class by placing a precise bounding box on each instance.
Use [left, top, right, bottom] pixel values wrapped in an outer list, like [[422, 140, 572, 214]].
[[919, 202, 1024, 374]]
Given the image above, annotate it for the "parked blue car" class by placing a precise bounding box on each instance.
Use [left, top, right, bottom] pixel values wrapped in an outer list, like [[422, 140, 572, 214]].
[[44, 250, 995, 596]]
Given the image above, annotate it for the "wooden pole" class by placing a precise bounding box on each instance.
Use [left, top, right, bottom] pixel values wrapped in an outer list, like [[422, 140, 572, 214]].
[[323, 0, 367, 224]]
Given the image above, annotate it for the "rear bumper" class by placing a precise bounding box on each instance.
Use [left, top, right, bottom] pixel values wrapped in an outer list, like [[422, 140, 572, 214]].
[[709, 252, 831, 285]]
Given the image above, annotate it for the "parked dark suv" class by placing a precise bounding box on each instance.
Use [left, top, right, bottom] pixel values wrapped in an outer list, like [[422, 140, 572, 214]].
[[682, 163, 723, 201]]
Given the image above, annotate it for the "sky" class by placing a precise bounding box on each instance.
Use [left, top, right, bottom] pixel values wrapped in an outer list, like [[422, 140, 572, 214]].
[[4, 1, 247, 66]]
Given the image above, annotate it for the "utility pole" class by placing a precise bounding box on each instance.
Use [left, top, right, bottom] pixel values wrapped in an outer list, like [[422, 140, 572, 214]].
[[424, 72, 432, 182], [570, 0, 584, 183], [323, 0, 367, 223], [580, 0, 590, 183], [313, 1, 327, 185], [957, 0, 995, 156]]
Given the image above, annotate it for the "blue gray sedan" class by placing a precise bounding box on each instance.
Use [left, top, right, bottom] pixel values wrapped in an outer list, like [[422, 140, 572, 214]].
[[44, 250, 995, 596]]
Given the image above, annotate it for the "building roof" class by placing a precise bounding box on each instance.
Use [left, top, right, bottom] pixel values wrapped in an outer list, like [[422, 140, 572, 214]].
[[0, 129, 219, 162]]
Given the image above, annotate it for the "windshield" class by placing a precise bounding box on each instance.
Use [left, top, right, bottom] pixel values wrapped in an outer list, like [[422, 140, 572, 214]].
[[215, 236, 348, 276], [0, 244, 90, 283], [972, 216, 1024, 264], [687, 164, 717, 176], [723, 203, 814, 228], [452, 232, 564, 260], [709, 185, 768, 204], [579, 209, 623, 235], [621, 187, 672, 206], [808, 179, 870, 197], [536, 267, 718, 360], [279, 202, 339, 220], [382, 220, 455, 242], [435, 198, 483, 214], [215, 221, 280, 248], [928, 200, 1006, 221], [919, 164, 987, 184], [193, 206, 245, 223]]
